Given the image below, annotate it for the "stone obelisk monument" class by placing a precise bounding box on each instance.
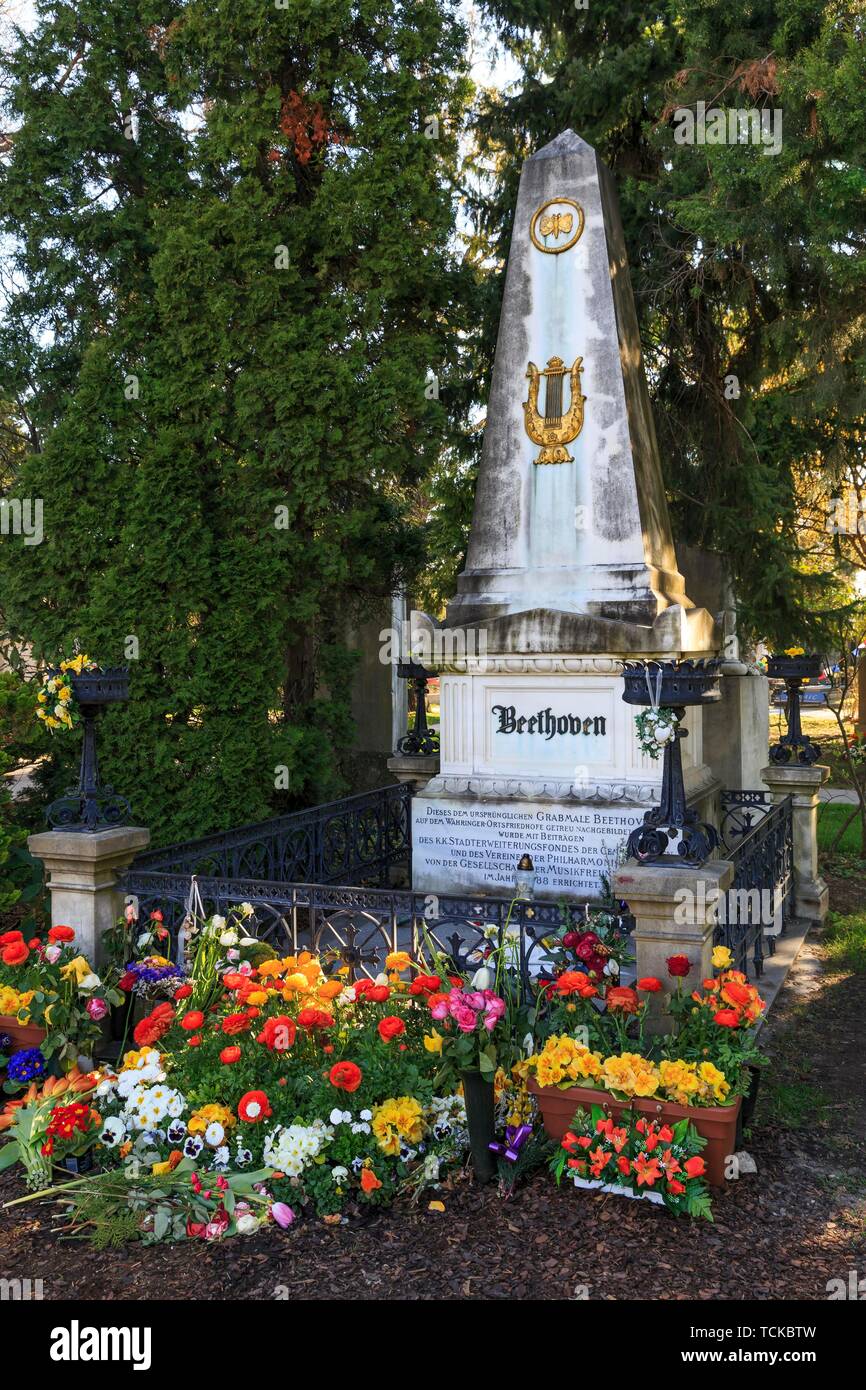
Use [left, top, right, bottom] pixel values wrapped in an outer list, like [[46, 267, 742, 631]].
[[412, 131, 720, 900]]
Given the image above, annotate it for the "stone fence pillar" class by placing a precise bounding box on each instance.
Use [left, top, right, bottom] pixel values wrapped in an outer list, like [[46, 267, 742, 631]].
[[386, 753, 439, 792], [27, 827, 151, 967], [613, 859, 734, 1034], [760, 763, 829, 923]]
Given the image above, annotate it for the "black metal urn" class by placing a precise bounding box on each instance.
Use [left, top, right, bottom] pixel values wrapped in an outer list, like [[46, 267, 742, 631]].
[[46, 666, 133, 832], [396, 659, 439, 757], [767, 652, 822, 765], [622, 659, 722, 867]]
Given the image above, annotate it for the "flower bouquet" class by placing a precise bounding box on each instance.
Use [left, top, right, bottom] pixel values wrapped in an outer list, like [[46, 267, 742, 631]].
[[34, 653, 96, 734], [552, 1105, 713, 1220], [0, 924, 123, 1085]]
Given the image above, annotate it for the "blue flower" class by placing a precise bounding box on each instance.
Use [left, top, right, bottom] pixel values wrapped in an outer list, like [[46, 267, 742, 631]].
[[0, 1033, 12, 1055], [7, 1047, 46, 1083]]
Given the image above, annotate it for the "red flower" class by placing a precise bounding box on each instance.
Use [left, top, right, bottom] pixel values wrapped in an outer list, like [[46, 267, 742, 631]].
[[713, 1008, 740, 1028], [329, 1060, 362, 1092], [408, 974, 441, 996], [377, 1016, 406, 1043], [133, 1001, 175, 1047], [150, 910, 164, 923], [222, 1012, 253, 1035], [606, 986, 640, 1014], [297, 1007, 334, 1030], [256, 1016, 296, 1051], [360, 1167, 382, 1193], [1, 941, 29, 966], [238, 1090, 272, 1123], [666, 954, 692, 978], [684, 1155, 706, 1179], [219, 1045, 242, 1065], [222, 972, 247, 990], [561, 931, 580, 948], [368, 985, 390, 1003], [118, 970, 136, 992], [636, 976, 663, 993], [48, 925, 75, 943], [667, 1177, 686, 1195], [0, 930, 23, 945], [181, 1010, 205, 1031], [173, 983, 193, 1000], [186, 1034, 202, 1047]]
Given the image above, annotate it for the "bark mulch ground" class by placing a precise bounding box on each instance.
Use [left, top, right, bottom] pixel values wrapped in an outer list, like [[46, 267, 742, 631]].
[[1, 885, 864, 1301]]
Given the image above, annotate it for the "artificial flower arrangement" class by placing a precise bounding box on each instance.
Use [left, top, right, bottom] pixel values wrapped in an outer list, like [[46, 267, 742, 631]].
[[551, 1105, 714, 1220], [633, 706, 680, 760], [0, 925, 124, 1084], [34, 653, 95, 733]]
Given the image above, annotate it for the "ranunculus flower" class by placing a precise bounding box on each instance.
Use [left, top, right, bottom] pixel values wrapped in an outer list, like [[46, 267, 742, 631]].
[[186, 1034, 202, 1047], [636, 977, 663, 993], [181, 1010, 205, 1031], [270, 1202, 295, 1228], [86, 997, 109, 1021], [666, 954, 692, 978], [222, 1012, 253, 1035], [606, 986, 640, 1014], [220, 1045, 242, 1064], [48, 925, 75, 943], [1, 941, 29, 966], [256, 1015, 296, 1051], [173, 983, 193, 1000], [238, 1090, 272, 1123], [367, 985, 390, 1003], [133, 1001, 175, 1047], [377, 1016, 406, 1043], [329, 1060, 362, 1092], [713, 1009, 740, 1028], [408, 973, 441, 996]]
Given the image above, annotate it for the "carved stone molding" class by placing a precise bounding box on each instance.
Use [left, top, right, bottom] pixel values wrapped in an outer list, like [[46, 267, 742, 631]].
[[436, 655, 625, 676], [420, 775, 660, 805]]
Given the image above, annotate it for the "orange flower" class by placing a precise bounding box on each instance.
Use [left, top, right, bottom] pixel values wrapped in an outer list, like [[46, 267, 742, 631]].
[[48, 925, 75, 943], [317, 979, 344, 1001], [360, 1168, 382, 1193], [222, 1012, 252, 1035], [181, 1010, 205, 1031], [220, 1045, 242, 1064], [297, 1007, 334, 1030], [329, 1060, 362, 1092], [133, 1002, 175, 1047], [606, 986, 640, 1014], [636, 977, 663, 993], [1, 941, 29, 966], [684, 1155, 706, 1179]]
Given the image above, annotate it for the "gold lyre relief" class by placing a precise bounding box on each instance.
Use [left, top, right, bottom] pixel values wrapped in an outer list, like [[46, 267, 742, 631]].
[[523, 356, 586, 465]]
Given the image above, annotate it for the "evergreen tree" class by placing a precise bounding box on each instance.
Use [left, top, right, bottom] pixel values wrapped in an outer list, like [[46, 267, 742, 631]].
[[0, 0, 471, 843], [464, 0, 866, 644]]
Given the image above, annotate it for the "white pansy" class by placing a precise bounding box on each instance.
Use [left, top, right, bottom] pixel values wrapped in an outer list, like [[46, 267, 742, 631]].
[[263, 1120, 331, 1178], [359, 1109, 372, 1122], [99, 1116, 126, 1146], [329, 1107, 346, 1126], [213, 1145, 230, 1168], [351, 1121, 370, 1135], [331, 1165, 349, 1181]]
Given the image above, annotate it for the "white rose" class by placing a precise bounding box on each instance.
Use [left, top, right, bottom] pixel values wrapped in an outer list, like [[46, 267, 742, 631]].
[[79, 972, 101, 992], [220, 930, 238, 947], [236, 1213, 258, 1235]]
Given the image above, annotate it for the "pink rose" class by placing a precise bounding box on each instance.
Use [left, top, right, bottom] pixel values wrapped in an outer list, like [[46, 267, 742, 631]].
[[86, 997, 109, 1021], [452, 1005, 478, 1033], [465, 992, 486, 1011], [430, 999, 449, 1020]]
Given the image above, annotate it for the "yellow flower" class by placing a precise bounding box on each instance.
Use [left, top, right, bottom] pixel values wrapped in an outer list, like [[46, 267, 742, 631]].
[[151, 1159, 174, 1175], [245, 990, 268, 1006], [385, 951, 412, 972], [783, 647, 805, 657], [423, 1030, 443, 1055], [60, 955, 94, 985], [188, 1103, 236, 1134], [532, 1035, 604, 1089], [372, 1096, 425, 1156], [711, 945, 733, 970]]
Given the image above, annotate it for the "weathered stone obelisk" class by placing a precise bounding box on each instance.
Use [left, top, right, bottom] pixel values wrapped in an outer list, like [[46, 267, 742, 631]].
[[411, 131, 721, 900]]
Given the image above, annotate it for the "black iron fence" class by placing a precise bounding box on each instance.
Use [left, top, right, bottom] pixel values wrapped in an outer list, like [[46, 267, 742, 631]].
[[717, 791, 794, 976], [120, 868, 631, 999], [134, 782, 412, 887]]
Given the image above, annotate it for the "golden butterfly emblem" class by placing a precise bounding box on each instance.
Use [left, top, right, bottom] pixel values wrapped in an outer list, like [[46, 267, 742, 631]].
[[539, 212, 573, 240]]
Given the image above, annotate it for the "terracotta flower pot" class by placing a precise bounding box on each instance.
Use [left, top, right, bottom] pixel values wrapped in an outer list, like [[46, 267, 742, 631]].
[[0, 1014, 47, 1053], [527, 1078, 741, 1187]]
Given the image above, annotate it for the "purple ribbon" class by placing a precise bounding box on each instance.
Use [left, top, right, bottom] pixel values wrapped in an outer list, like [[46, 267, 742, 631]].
[[488, 1124, 532, 1163]]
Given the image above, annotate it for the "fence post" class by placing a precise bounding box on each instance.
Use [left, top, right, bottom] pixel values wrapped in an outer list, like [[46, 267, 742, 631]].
[[760, 764, 830, 922], [613, 859, 734, 1034], [27, 827, 151, 967]]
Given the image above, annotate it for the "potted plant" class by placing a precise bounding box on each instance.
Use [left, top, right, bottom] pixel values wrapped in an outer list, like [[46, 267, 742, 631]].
[[526, 947, 763, 1186]]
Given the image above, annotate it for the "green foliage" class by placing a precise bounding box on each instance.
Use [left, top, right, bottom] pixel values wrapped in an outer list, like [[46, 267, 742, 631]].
[[824, 909, 866, 974], [0, 0, 473, 844], [468, 0, 866, 645]]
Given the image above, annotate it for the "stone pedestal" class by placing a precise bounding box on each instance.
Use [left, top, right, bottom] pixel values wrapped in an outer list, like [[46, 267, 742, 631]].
[[703, 662, 769, 792], [27, 827, 151, 966], [613, 859, 734, 1034], [386, 754, 439, 792], [760, 764, 829, 923]]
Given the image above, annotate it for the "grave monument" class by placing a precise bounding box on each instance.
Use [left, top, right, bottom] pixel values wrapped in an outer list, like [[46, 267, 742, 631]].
[[412, 130, 723, 900]]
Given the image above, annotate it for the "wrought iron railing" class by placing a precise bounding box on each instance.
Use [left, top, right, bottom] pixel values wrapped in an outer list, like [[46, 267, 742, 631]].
[[716, 792, 794, 976], [134, 783, 412, 887], [119, 869, 632, 999]]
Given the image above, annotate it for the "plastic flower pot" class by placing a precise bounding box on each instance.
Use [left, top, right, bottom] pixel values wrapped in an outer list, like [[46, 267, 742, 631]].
[[527, 1078, 741, 1188], [461, 1069, 497, 1184], [55, 1150, 95, 1176], [0, 1016, 47, 1051]]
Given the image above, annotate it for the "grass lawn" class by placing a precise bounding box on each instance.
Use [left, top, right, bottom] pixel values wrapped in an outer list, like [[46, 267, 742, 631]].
[[817, 802, 864, 855]]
